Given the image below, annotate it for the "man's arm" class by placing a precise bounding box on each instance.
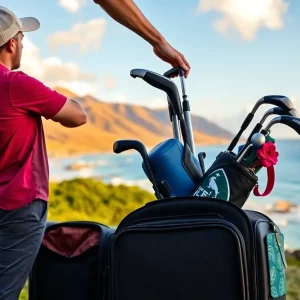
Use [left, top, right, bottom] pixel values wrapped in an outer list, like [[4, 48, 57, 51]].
[[51, 99, 87, 128], [94, 0, 190, 77], [10, 72, 87, 128]]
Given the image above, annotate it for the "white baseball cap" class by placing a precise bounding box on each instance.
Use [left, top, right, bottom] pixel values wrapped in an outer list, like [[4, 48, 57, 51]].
[[0, 6, 40, 47]]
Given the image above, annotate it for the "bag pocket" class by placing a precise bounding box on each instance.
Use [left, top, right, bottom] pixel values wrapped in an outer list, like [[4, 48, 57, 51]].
[[266, 232, 287, 299], [193, 151, 258, 208]]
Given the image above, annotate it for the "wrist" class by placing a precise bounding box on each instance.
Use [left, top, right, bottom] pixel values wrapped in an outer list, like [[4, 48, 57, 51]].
[[148, 33, 167, 47]]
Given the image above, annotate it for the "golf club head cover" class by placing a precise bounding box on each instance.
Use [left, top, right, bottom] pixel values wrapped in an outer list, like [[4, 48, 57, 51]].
[[142, 139, 203, 198], [193, 151, 258, 208]]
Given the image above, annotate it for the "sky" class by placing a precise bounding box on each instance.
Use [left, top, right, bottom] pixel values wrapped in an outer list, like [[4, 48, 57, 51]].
[[2, 0, 300, 139]]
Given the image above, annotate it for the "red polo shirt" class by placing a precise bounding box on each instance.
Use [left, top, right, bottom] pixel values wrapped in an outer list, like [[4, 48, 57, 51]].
[[0, 64, 67, 210]]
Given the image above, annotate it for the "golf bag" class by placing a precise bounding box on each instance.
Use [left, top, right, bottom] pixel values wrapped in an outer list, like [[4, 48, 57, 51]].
[[108, 197, 287, 300], [28, 221, 115, 300], [137, 66, 203, 198], [193, 151, 258, 208], [143, 138, 203, 198]]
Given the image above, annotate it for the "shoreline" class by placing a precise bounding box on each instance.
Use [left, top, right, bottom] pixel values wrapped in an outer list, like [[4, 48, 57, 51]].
[[47, 141, 229, 160], [47, 138, 300, 160]]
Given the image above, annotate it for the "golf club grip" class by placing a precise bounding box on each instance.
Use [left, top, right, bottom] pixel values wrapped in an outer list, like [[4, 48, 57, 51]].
[[143, 72, 183, 115], [260, 129, 268, 136], [227, 129, 243, 151], [163, 67, 184, 78], [248, 123, 263, 139], [241, 113, 254, 130], [113, 140, 137, 153], [227, 113, 254, 151]]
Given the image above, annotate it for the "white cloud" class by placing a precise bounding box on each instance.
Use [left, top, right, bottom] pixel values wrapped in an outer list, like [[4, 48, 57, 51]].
[[148, 97, 168, 109], [115, 94, 128, 103], [20, 37, 98, 95], [58, 0, 87, 13], [48, 19, 106, 53], [197, 0, 288, 41]]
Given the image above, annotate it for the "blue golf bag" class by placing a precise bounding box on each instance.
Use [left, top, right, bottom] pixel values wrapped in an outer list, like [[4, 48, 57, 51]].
[[143, 138, 203, 198]]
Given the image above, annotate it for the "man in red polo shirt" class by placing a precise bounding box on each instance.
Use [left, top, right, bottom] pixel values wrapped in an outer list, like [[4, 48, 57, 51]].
[[0, 6, 87, 299]]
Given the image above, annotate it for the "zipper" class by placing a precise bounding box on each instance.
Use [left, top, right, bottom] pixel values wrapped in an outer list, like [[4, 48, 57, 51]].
[[111, 219, 249, 300]]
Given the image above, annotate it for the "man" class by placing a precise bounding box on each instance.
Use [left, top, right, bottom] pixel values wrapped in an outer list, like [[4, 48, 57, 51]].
[[0, 6, 87, 299], [0, 1, 191, 298], [94, 0, 191, 77]]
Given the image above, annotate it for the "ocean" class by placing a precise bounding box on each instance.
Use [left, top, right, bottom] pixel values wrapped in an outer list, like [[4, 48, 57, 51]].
[[49, 139, 300, 250]]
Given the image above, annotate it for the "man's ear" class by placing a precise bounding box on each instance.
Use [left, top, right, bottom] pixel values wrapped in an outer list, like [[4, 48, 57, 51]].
[[5, 38, 15, 53]]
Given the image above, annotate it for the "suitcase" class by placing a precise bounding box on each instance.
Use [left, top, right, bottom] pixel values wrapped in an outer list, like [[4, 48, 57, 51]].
[[108, 197, 287, 300], [28, 221, 115, 300]]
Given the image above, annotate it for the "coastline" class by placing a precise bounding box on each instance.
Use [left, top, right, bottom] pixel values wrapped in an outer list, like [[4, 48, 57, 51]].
[[47, 140, 230, 160]]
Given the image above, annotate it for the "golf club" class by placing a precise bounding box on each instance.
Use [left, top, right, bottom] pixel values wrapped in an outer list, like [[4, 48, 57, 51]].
[[164, 67, 196, 154], [260, 115, 300, 136], [130, 69, 191, 149], [227, 95, 293, 152], [113, 139, 162, 200], [239, 107, 298, 154], [236, 133, 266, 162], [168, 99, 181, 141]]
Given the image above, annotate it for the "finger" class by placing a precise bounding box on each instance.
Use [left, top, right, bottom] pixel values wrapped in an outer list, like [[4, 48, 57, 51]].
[[175, 55, 189, 78], [180, 54, 191, 78], [181, 54, 191, 70]]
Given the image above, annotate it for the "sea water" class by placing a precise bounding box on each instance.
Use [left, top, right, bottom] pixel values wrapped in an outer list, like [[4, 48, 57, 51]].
[[49, 139, 300, 250]]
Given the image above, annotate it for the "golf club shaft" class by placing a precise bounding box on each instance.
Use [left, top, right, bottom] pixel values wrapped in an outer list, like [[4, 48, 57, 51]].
[[172, 115, 181, 141], [237, 144, 252, 162], [227, 113, 255, 151], [164, 66, 196, 153], [168, 100, 181, 141], [113, 139, 162, 200], [179, 70, 195, 154]]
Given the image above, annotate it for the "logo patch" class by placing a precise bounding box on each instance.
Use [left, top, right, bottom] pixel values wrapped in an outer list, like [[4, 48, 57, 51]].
[[193, 168, 230, 201]]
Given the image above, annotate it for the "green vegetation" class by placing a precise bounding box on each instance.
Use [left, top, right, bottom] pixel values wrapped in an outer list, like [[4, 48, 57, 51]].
[[17, 178, 300, 299], [46, 177, 155, 226]]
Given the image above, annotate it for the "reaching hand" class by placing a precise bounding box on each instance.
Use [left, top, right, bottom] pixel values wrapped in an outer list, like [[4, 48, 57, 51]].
[[153, 41, 191, 78]]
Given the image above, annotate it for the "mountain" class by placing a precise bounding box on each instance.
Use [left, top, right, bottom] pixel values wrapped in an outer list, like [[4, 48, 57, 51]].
[[43, 87, 234, 157]]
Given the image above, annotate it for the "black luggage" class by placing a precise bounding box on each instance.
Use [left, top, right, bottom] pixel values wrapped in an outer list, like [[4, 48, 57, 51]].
[[108, 197, 287, 300], [28, 221, 115, 300]]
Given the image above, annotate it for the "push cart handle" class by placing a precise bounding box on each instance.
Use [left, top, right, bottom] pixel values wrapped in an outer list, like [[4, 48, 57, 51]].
[[163, 67, 184, 78], [130, 69, 183, 116]]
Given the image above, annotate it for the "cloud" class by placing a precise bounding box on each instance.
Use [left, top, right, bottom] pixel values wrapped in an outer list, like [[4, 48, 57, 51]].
[[20, 37, 98, 95], [48, 19, 106, 53], [58, 0, 87, 13], [103, 74, 117, 90], [197, 0, 289, 41], [148, 97, 168, 109]]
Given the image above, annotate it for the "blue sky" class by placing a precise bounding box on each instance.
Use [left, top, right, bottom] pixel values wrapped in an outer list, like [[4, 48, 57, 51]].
[[2, 0, 300, 138]]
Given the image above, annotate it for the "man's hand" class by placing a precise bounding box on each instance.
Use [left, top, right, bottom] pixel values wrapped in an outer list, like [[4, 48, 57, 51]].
[[152, 40, 191, 78], [94, 0, 191, 77]]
